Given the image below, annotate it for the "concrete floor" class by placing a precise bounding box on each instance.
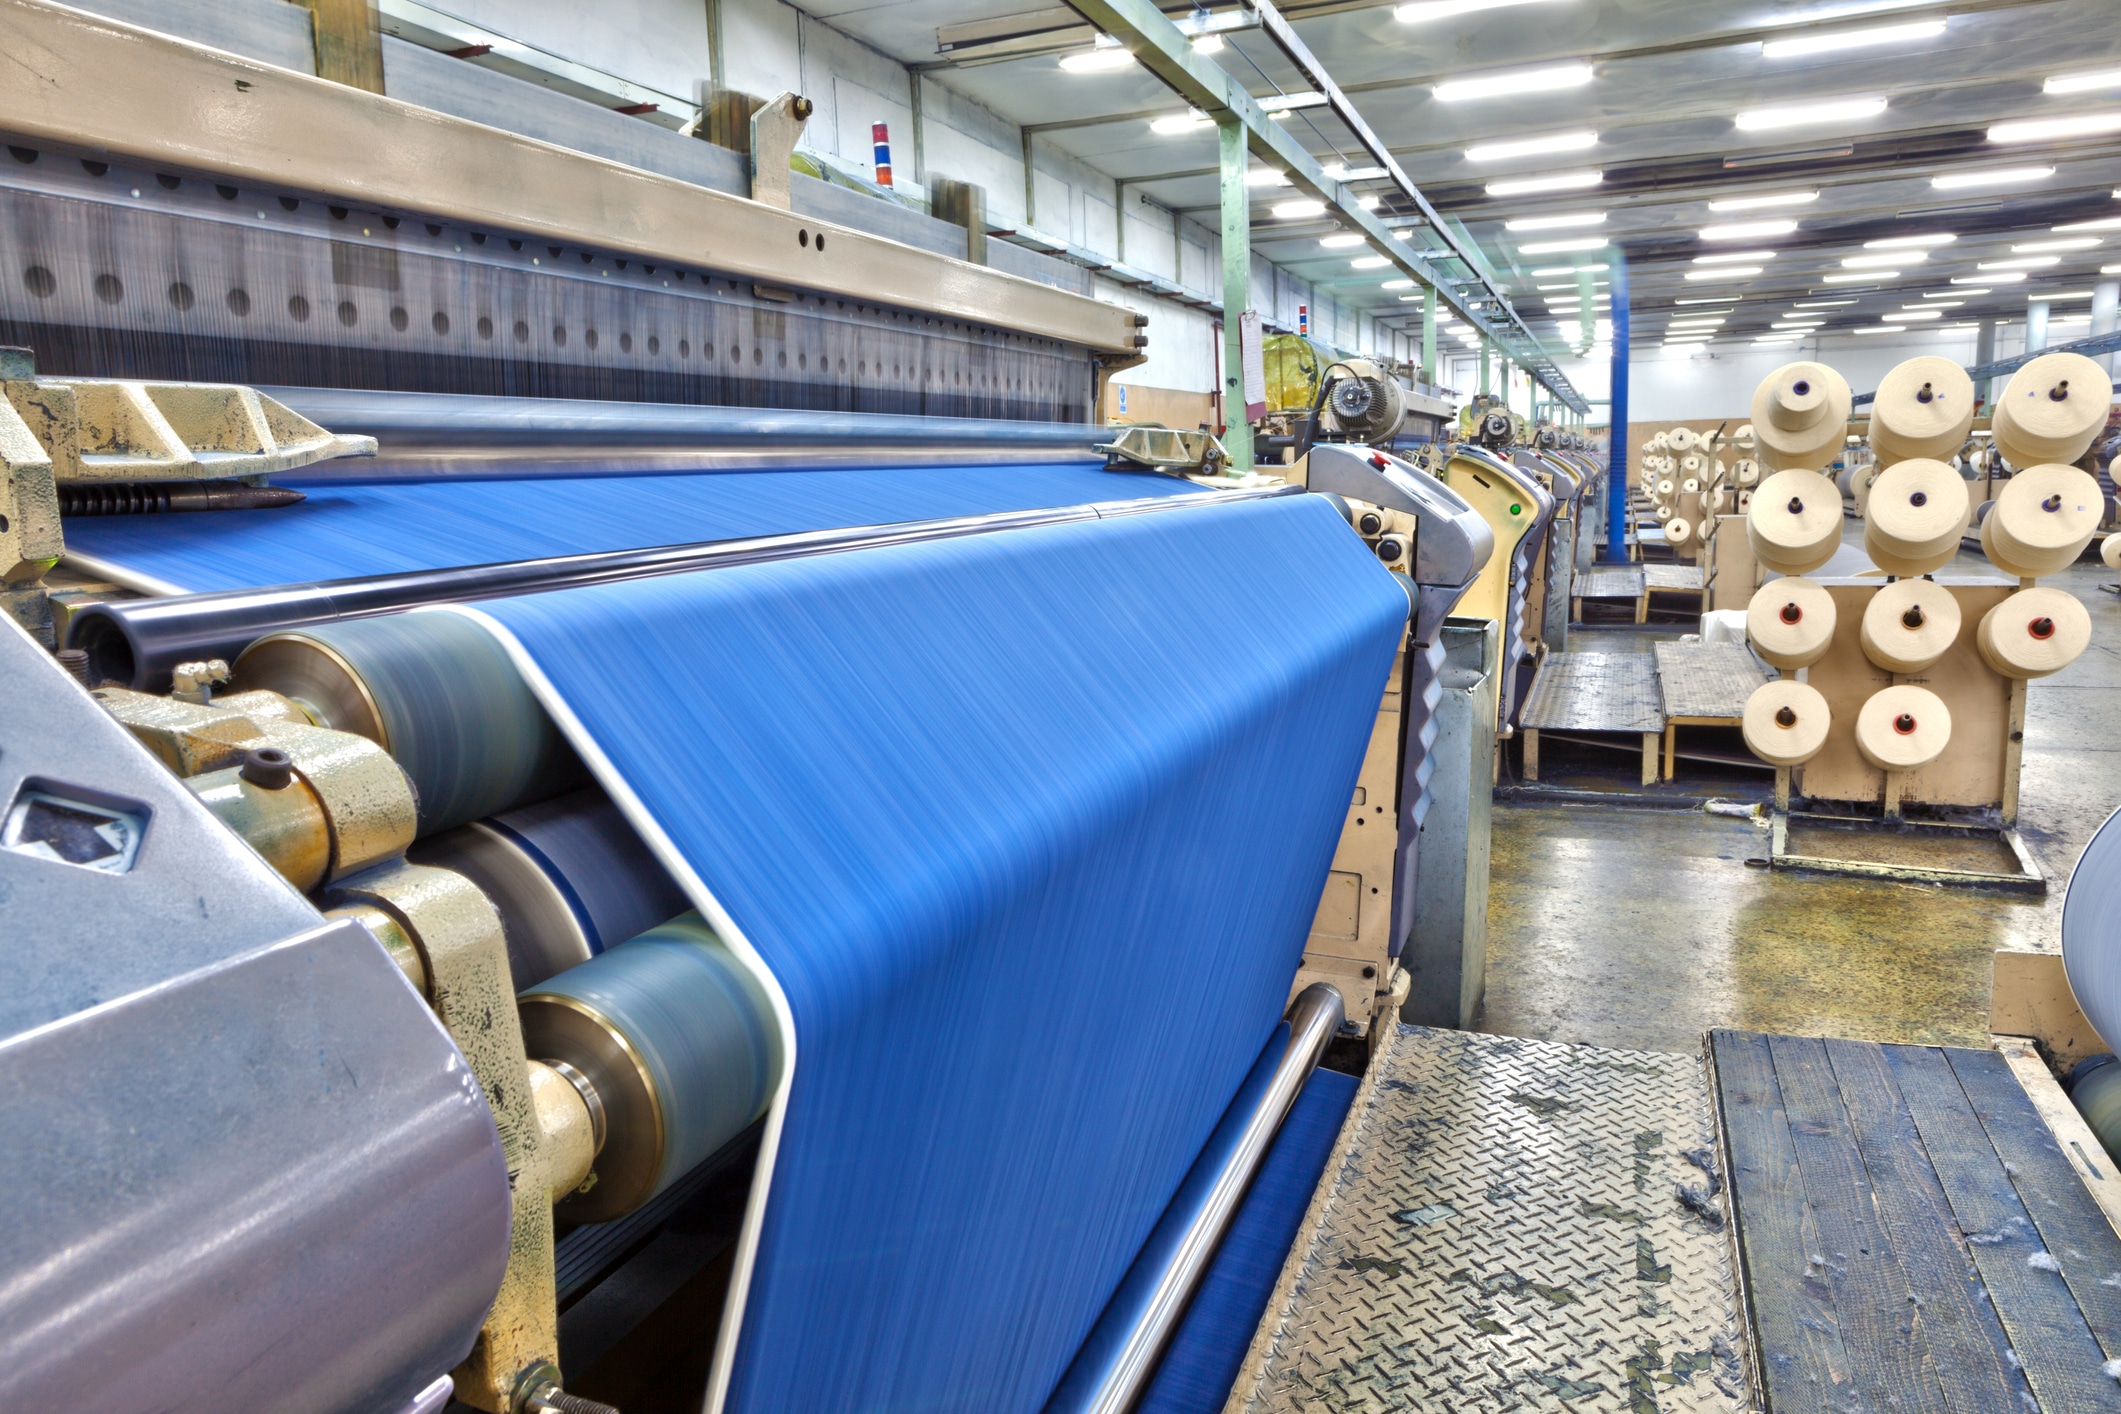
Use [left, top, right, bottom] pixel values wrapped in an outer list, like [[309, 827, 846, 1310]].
[[1477, 524, 2121, 1054]]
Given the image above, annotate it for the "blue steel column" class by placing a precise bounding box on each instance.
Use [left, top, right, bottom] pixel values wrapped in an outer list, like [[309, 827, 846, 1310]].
[[1604, 256, 1629, 564]]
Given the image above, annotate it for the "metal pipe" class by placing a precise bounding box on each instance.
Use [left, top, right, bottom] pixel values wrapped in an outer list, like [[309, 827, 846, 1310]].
[[1042, 982, 1345, 1414], [1605, 257, 1630, 565], [69, 485, 1301, 689]]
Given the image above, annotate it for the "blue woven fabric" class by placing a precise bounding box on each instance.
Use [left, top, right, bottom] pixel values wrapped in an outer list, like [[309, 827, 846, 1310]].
[[64, 462, 1190, 592], [1136, 1066, 1360, 1414], [470, 495, 1405, 1414]]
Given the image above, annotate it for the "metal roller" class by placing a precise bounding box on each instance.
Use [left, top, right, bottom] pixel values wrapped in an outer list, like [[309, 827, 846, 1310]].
[[519, 914, 783, 1223], [410, 788, 693, 990], [233, 611, 585, 836]]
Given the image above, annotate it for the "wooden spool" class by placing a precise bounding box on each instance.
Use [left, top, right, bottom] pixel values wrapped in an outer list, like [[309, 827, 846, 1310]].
[[1743, 679, 1832, 767], [1976, 587, 2091, 679], [1747, 576, 1836, 669], [1982, 464, 2103, 577], [2103, 532, 2121, 571], [1681, 477, 1701, 495], [1668, 427, 1699, 453], [1665, 516, 1694, 547], [1733, 422, 1757, 455], [1733, 458, 1760, 488], [1854, 684, 1951, 771], [1862, 458, 1970, 576], [1993, 353, 2114, 468], [1752, 362, 1854, 471], [1747, 467, 1843, 575], [1859, 578, 1963, 674], [1656, 477, 1676, 500], [1869, 356, 1977, 465], [1680, 454, 1706, 477]]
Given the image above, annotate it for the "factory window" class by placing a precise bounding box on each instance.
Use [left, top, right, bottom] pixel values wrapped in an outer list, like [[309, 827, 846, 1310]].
[[167, 282, 194, 311], [432, 311, 450, 336], [226, 288, 251, 317], [390, 307, 409, 332], [553, 325, 567, 346], [22, 266, 55, 298], [336, 301, 358, 327], [93, 274, 123, 304], [586, 329, 599, 350], [288, 295, 311, 322]]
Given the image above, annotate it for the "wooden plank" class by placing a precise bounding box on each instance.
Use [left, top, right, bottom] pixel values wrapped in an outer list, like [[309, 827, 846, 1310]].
[[1711, 1029, 1860, 1412], [1992, 1037, 2121, 1237], [1950, 1046, 2121, 1358], [1766, 1035, 1950, 1414], [1825, 1038, 2028, 1414], [1887, 1044, 2121, 1413]]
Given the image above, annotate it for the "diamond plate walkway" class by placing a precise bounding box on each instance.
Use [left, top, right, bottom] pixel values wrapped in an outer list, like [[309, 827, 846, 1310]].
[[1227, 1027, 1747, 1414]]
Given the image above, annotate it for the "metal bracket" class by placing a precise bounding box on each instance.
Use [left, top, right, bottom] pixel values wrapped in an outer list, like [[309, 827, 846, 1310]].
[[1095, 424, 1228, 476], [749, 91, 814, 210], [1767, 808, 2047, 894]]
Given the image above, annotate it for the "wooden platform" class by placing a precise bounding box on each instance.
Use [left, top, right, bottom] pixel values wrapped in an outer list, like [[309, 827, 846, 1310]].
[[1571, 565, 1648, 623], [1518, 651, 1664, 785], [1654, 641, 1773, 781], [1711, 1030, 2121, 1413]]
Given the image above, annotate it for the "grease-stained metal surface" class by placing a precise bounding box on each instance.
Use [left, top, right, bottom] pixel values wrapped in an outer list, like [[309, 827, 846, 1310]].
[[1653, 643, 1770, 722], [1521, 652, 1665, 734], [1229, 1027, 1745, 1414], [1574, 566, 1647, 600]]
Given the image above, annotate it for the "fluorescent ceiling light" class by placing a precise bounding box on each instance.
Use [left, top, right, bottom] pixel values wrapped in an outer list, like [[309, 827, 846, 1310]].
[[1356, 194, 1382, 209], [1955, 271, 2022, 283], [1853, 326, 1901, 334], [1320, 234, 1366, 248], [1505, 211, 1605, 230], [1755, 336, 1801, 345], [1865, 233, 1955, 249], [2056, 217, 2121, 232], [1255, 92, 1327, 113], [1823, 272, 1890, 283], [1700, 219, 1799, 241], [1465, 130, 1598, 163], [1979, 256, 2060, 269], [1884, 309, 1943, 321], [1149, 111, 1211, 135], [1775, 319, 1826, 327], [1708, 189, 1818, 211], [2043, 68, 2121, 95], [1793, 298, 1857, 307], [1190, 32, 1223, 53], [1685, 266, 1764, 281], [1382, 278, 1416, 289], [1272, 199, 1326, 219], [1058, 42, 1135, 72], [2029, 290, 2094, 300], [1844, 251, 1920, 268], [1911, 300, 1963, 308], [1761, 19, 1945, 59], [2107, 263, 2121, 274], [1676, 295, 1741, 304], [2014, 237, 2102, 252], [1663, 342, 1707, 353], [1532, 262, 1609, 276], [1487, 170, 1603, 197], [1538, 279, 1609, 289], [1351, 256, 1391, 269], [1990, 113, 2121, 144], [1925, 288, 1979, 297], [1245, 168, 1289, 187], [1695, 250, 1776, 264], [1395, 0, 1570, 21], [1932, 166, 2054, 190], [1735, 96, 1886, 131], [1322, 163, 1388, 181], [1434, 62, 1593, 103], [1517, 235, 1610, 253]]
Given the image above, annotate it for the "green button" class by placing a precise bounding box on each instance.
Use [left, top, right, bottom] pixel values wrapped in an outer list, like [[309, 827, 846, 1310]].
[[1510, 503, 1523, 515]]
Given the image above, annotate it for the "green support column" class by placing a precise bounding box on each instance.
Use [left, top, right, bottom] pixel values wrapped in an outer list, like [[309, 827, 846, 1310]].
[[1218, 117, 1254, 471], [1421, 285, 1437, 386]]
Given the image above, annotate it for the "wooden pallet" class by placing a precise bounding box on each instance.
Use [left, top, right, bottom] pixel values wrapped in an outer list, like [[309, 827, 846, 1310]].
[[1711, 1029, 2121, 1413]]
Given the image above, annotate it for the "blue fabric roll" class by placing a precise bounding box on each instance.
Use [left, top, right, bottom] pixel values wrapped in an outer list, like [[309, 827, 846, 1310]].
[[64, 462, 1192, 593], [463, 493, 1405, 1414], [1134, 1066, 1360, 1414]]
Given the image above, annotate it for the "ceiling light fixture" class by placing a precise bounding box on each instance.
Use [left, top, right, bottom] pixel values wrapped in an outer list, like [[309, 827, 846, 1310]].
[[1735, 96, 1887, 131], [2028, 289, 2095, 300], [2055, 217, 2121, 233], [1932, 166, 2055, 190], [1760, 19, 1945, 59], [1925, 288, 1980, 297], [1864, 233, 1956, 249], [1394, 0, 1571, 21], [1708, 189, 1819, 211], [1272, 199, 1326, 219], [1534, 262, 1610, 275], [1382, 278, 1416, 289], [1989, 113, 2121, 144], [1979, 256, 2061, 269], [1675, 295, 1742, 304], [1320, 234, 1366, 249], [1823, 272, 1890, 283], [2041, 67, 2121, 95], [1954, 271, 2022, 283], [1488, 170, 1604, 197], [1245, 168, 1289, 187], [1663, 341, 1708, 353], [2107, 263, 2121, 274], [1058, 41, 1136, 72], [1255, 92, 1327, 114], [1517, 235, 1610, 253], [1685, 266, 1765, 281], [1322, 163, 1389, 181], [1505, 211, 1606, 230], [1884, 309, 1943, 321], [1351, 256, 1391, 269], [1852, 326, 1901, 335], [1538, 279, 1609, 289], [1150, 111, 1211, 136], [1434, 62, 1594, 103], [1190, 32, 1224, 54], [2014, 236, 2102, 252], [1911, 300, 1963, 308], [1700, 219, 1799, 241], [1465, 129, 1598, 163], [1793, 299, 1858, 307], [1844, 251, 1920, 268]]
